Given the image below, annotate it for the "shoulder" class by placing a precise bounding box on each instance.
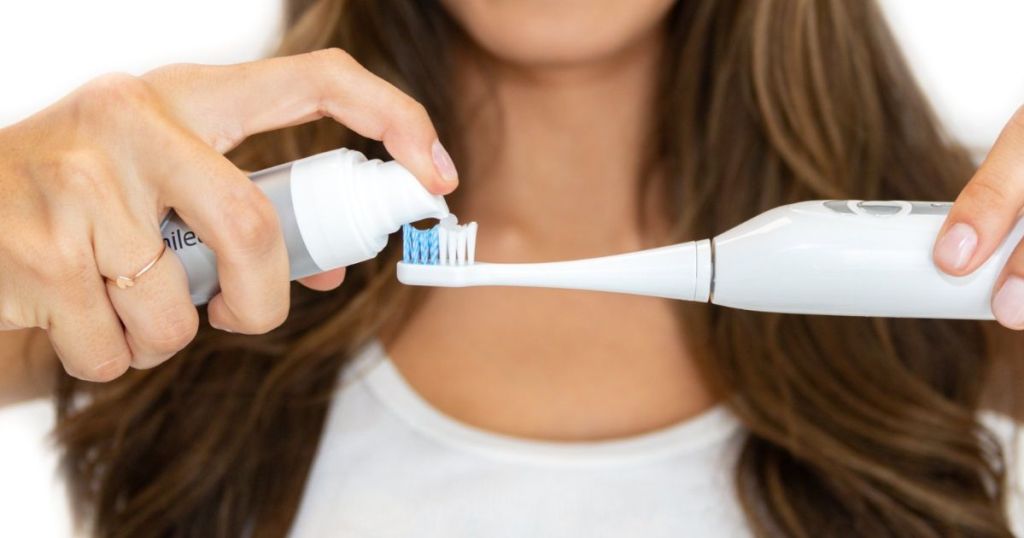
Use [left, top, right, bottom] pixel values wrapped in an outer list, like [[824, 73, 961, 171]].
[[337, 339, 388, 387]]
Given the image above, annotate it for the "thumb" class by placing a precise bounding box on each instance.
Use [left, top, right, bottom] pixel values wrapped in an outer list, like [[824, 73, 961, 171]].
[[934, 105, 1024, 276]]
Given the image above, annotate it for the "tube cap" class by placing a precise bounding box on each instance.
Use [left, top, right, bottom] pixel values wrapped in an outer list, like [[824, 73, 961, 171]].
[[291, 149, 449, 270]]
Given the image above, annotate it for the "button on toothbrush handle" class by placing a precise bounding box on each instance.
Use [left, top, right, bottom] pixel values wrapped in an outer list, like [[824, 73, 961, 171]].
[[849, 200, 911, 216]]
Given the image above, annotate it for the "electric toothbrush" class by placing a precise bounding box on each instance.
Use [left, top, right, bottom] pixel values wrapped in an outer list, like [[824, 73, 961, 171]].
[[397, 201, 1024, 319]]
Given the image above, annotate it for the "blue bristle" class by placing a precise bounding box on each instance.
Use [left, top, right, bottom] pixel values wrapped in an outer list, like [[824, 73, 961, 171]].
[[418, 234, 427, 263], [428, 229, 439, 264], [401, 223, 440, 265], [402, 224, 412, 262]]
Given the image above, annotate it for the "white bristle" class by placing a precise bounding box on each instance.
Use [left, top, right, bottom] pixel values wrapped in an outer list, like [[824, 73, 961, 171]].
[[447, 229, 458, 263], [428, 215, 478, 266], [438, 226, 448, 265], [456, 229, 467, 265], [467, 222, 478, 264]]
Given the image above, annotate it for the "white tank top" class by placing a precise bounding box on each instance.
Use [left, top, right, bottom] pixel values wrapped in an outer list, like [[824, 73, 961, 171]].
[[289, 341, 1023, 537]]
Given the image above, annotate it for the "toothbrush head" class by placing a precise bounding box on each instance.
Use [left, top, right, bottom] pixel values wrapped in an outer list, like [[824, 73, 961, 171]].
[[402, 215, 477, 265], [398, 215, 487, 287]]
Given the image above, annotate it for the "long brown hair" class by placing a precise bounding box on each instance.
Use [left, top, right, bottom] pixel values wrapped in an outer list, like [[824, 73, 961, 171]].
[[56, 1, 1019, 536]]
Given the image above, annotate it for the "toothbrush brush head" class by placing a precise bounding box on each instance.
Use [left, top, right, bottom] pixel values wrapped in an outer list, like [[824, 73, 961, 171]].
[[401, 215, 477, 265]]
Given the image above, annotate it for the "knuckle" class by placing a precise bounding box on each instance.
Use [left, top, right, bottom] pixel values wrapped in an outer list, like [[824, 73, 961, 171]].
[[309, 47, 358, 71], [397, 98, 431, 125], [5, 229, 55, 283], [136, 305, 199, 354], [960, 176, 1012, 208], [307, 48, 363, 102], [45, 150, 112, 194], [0, 305, 12, 330], [44, 241, 96, 290], [0, 301, 26, 330], [141, 63, 195, 85], [235, 306, 288, 334], [75, 73, 156, 117], [219, 187, 279, 256]]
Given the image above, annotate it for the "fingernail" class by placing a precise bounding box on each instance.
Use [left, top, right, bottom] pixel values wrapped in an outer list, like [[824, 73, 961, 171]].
[[992, 276, 1024, 329], [209, 320, 234, 333], [431, 139, 458, 183], [93, 357, 126, 377], [934, 222, 977, 271]]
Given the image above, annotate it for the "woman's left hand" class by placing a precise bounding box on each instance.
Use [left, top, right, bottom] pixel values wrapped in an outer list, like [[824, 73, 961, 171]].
[[934, 105, 1024, 329]]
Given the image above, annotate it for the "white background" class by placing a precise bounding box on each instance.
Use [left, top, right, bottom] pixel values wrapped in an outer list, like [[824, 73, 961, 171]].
[[0, 1, 1022, 536]]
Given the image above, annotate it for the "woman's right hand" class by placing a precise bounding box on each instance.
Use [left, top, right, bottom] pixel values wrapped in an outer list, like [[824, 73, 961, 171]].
[[0, 49, 459, 383]]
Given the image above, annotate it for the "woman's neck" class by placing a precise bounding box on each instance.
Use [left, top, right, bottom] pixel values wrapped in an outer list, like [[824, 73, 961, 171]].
[[456, 29, 664, 259]]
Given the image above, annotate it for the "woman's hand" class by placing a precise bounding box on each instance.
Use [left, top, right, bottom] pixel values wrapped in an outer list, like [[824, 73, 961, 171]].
[[934, 105, 1024, 329], [0, 49, 458, 382]]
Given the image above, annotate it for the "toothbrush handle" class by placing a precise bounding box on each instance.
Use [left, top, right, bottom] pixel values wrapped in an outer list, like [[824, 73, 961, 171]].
[[712, 200, 1024, 319]]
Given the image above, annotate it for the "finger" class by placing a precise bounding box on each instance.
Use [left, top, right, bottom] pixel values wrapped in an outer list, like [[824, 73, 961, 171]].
[[45, 258, 131, 383], [992, 238, 1024, 329], [297, 268, 346, 292], [144, 49, 458, 194], [78, 152, 199, 368], [145, 129, 290, 334], [99, 238, 198, 369], [30, 157, 132, 381], [934, 105, 1024, 276]]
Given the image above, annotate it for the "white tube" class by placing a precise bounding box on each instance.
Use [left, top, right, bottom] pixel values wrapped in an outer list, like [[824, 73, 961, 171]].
[[162, 148, 449, 305]]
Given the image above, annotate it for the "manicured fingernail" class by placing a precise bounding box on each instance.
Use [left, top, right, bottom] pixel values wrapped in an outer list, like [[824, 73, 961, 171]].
[[934, 222, 977, 271], [94, 357, 126, 377], [992, 276, 1024, 329], [209, 320, 234, 333], [431, 139, 458, 183]]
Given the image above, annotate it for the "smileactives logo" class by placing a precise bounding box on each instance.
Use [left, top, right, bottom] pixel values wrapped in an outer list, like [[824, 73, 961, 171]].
[[163, 228, 204, 251]]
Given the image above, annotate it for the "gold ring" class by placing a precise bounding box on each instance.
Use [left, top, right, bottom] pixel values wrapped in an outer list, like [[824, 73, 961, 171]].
[[107, 244, 166, 290]]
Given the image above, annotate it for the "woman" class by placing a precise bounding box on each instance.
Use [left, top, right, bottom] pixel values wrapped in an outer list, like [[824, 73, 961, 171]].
[[0, 0, 1022, 536]]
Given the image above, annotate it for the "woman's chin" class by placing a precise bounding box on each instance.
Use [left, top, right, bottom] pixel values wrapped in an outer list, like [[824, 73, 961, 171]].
[[443, 0, 674, 70]]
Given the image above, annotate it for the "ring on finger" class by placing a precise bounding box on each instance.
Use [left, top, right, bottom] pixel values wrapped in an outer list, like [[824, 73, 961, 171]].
[[105, 244, 167, 290]]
